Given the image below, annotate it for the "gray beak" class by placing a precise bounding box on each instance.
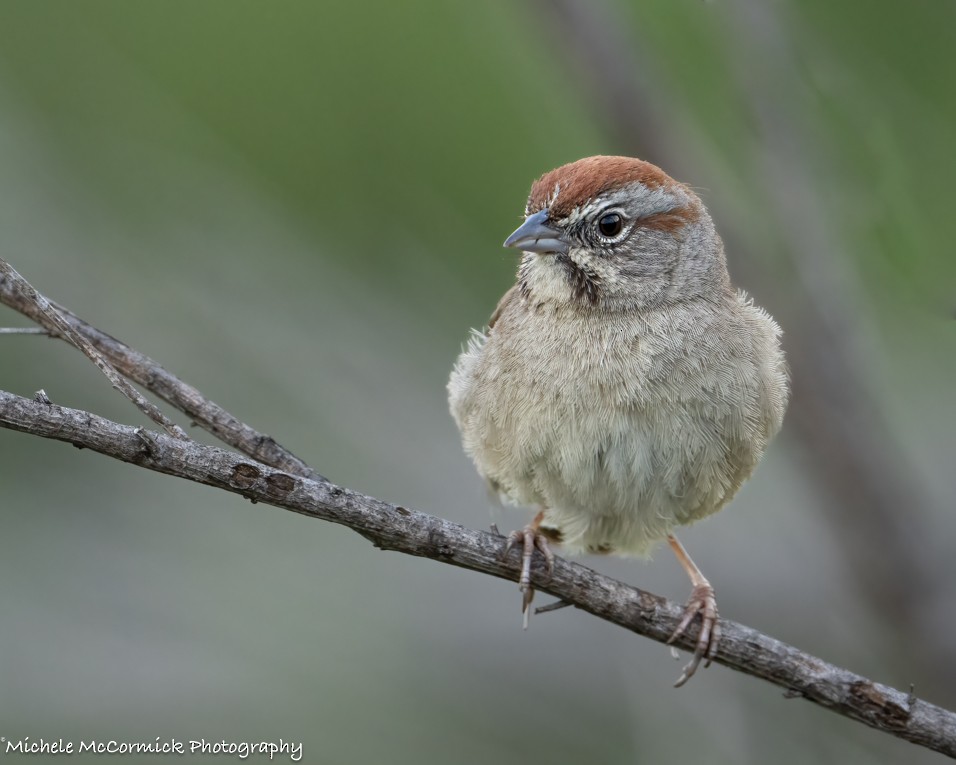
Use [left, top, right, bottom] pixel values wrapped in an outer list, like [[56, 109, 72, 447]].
[[503, 209, 568, 254]]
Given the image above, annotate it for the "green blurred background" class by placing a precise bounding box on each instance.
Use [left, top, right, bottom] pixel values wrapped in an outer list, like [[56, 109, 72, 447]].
[[1, 1, 954, 763]]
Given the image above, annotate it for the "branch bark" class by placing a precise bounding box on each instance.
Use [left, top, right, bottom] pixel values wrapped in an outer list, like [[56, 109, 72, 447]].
[[1, 389, 955, 758]]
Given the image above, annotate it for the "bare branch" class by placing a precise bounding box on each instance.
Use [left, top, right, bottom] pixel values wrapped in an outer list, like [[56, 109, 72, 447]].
[[0, 262, 325, 482], [0, 259, 949, 754], [0, 258, 187, 439], [1, 389, 954, 758]]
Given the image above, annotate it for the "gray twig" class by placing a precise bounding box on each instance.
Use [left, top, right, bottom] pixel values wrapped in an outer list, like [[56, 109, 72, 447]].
[[0, 388, 954, 759], [0, 261, 324, 482], [0, 327, 50, 335], [0, 258, 187, 439]]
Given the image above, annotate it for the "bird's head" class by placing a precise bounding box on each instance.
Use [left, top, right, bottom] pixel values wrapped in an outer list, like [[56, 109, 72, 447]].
[[505, 156, 729, 312]]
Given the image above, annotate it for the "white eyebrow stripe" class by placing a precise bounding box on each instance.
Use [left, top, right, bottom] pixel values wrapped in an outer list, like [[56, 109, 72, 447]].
[[548, 182, 561, 209]]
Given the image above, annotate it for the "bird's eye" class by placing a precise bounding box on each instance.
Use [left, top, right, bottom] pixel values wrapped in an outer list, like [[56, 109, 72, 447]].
[[597, 212, 624, 239]]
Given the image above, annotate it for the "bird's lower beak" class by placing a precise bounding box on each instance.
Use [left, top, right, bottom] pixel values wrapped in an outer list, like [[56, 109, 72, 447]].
[[503, 209, 568, 254]]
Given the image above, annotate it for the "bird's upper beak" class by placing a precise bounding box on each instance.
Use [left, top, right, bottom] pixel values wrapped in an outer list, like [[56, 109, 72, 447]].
[[503, 209, 568, 254]]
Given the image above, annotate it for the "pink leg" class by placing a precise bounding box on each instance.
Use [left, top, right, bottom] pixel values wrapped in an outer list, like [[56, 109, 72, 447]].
[[666, 534, 721, 687], [504, 509, 555, 628]]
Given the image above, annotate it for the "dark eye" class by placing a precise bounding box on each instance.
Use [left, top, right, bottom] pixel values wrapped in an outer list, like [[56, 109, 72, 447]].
[[597, 212, 624, 238]]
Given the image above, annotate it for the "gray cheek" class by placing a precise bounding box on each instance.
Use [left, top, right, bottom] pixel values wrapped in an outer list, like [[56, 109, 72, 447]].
[[614, 234, 680, 280]]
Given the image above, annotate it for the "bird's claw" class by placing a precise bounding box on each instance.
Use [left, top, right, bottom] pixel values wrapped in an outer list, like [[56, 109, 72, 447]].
[[667, 582, 720, 687], [504, 525, 555, 628]]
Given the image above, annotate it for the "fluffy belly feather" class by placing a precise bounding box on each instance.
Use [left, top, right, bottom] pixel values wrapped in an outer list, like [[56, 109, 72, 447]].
[[449, 324, 754, 556]]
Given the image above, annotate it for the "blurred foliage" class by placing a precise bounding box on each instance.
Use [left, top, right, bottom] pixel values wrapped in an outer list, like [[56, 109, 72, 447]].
[[0, 2, 952, 764]]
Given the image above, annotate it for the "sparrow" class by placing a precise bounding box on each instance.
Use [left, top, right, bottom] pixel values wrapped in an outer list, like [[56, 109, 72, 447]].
[[448, 156, 788, 685]]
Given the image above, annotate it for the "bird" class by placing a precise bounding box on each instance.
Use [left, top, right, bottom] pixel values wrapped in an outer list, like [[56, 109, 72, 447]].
[[448, 155, 789, 685]]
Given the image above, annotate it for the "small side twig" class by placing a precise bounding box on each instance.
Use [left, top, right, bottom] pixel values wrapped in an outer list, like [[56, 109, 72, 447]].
[[0, 327, 51, 335], [0, 260, 324, 481], [0, 258, 187, 440], [535, 599, 573, 615]]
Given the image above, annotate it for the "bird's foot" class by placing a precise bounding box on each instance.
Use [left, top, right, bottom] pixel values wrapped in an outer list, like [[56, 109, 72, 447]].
[[504, 524, 555, 629], [667, 581, 721, 687]]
